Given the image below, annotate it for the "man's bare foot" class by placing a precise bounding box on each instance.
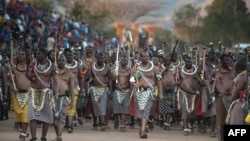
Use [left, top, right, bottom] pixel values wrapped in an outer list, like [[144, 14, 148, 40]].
[[57, 136, 62, 141], [67, 127, 73, 133]]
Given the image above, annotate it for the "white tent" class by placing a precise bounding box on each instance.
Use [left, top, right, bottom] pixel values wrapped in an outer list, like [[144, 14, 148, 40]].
[[234, 43, 250, 53]]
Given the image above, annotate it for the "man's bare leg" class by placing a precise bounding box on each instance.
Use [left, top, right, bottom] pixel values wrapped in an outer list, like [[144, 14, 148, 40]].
[[21, 123, 28, 134], [141, 118, 147, 131], [120, 114, 126, 125], [53, 125, 58, 137], [20, 122, 29, 139], [163, 114, 172, 130], [76, 108, 83, 125], [140, 118, 148, 138], [183, 118, 191, 135], [105, 109, 111, 128], [16, 122, 22, 131], [129, 116, 135, 129], [30, 120, 37, 140], [67, 116, 74, 133], [119, 114, 127, 131], [100, 115, 106, 131], [18, 122, 29, 141], [217, 125, 224, 141], [113, 114, 119, 129], [210, 115, 216, 137], [92, 115, 98, 130], [41, 123, 50, 140], [55, 123, 65, 141]]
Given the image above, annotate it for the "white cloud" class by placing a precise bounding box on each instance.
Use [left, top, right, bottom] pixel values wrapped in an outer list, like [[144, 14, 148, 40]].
[[182, 0, 196, 4], [245, 0, 250, 11], [197, 0, 214, 17]]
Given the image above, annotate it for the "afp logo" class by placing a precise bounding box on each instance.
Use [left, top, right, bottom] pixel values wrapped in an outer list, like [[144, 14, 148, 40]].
[[224, 125, 250, 139]]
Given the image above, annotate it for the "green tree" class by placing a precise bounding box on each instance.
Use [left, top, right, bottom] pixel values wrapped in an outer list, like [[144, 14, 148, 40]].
[[25, 0, 52, 12], [172, 0, 250, 48], [154, 28, 177, 54], [201, 0, 250, 46], [172, 4, 201, 43], [69, 2, 108, 29]]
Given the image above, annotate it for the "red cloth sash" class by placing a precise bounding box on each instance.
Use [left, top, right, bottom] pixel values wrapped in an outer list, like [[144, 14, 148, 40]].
[[195, 95, 202, 116], [130, 96, 135, 116]]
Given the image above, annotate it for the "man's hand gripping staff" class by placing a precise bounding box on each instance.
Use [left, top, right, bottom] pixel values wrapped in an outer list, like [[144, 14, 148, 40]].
[[115, 45, 120, 84]]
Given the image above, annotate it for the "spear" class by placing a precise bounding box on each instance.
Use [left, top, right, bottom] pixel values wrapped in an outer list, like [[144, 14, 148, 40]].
[[169, 40, 179, 65], [127, 30, 133, 68], [8, 38, 16, 90], [23, 33, 30, 71], [115, 44, 120, 83], [218, 41, 222, 54], [54, 30, 58, 66], [161, 41, 166, 56]]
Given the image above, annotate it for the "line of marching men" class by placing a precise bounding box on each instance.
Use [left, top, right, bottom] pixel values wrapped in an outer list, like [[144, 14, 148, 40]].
[[6, 44, 250, 141]]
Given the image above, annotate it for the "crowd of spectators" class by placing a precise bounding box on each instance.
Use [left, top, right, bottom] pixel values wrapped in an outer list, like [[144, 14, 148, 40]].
[[0, 0, 119, 58]]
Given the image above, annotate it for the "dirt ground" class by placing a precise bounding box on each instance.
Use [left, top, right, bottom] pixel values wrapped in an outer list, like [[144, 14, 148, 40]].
[[0, 112, 218, 141]]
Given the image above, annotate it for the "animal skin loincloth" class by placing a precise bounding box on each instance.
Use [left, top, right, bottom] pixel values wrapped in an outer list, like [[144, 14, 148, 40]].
[[16, 91, 30, 108], [91, 87, 106, 102], [136, 89, 153, 110], [115, 89, 130, 104], [30, 88, 53, 115]]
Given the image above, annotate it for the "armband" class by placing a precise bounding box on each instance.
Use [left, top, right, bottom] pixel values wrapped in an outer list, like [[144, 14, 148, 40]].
[[134, 71, 141, 79], [156, 74, 162, 80]]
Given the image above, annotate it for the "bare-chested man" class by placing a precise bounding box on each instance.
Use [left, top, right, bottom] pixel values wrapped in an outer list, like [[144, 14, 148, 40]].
[[48, 49, 57, 64], [226, 58, 248, 125], [131, 50, 163, 138], [53, 54, 75, 141], [209, 54, 235, 141], [83, 46, 95, 68], [73, 48, 88, 125], [73, 48, 84, 66], [103, 52, 113, 128], [64, 48, 85, 133], [197, 48, 218, 136], [90, 52, 112, 131], [112, 53, 131, 132], [160, 55, 177, 130], [10, 48, 30, 141], [179, 57, 204, 135], [82, 46, 96, 124], [28, 48, 58, 141], [148, 55, 160, 129]]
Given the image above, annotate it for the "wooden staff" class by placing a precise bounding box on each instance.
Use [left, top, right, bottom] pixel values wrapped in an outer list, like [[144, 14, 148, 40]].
[[170, 40, 179, 65], [175, 55, 182, 83], [127, 30, 133, 68], [218, 41, 222, 55], [201, 47, 206, 80], [184, 44, 188, 55], [115, 45, 120, 83], [222, 47, 226, 54], [161, 41, 165, 56], [193, 46, 198, 67], [8, 38, 16, 90], [54, 30, 58, 66]]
